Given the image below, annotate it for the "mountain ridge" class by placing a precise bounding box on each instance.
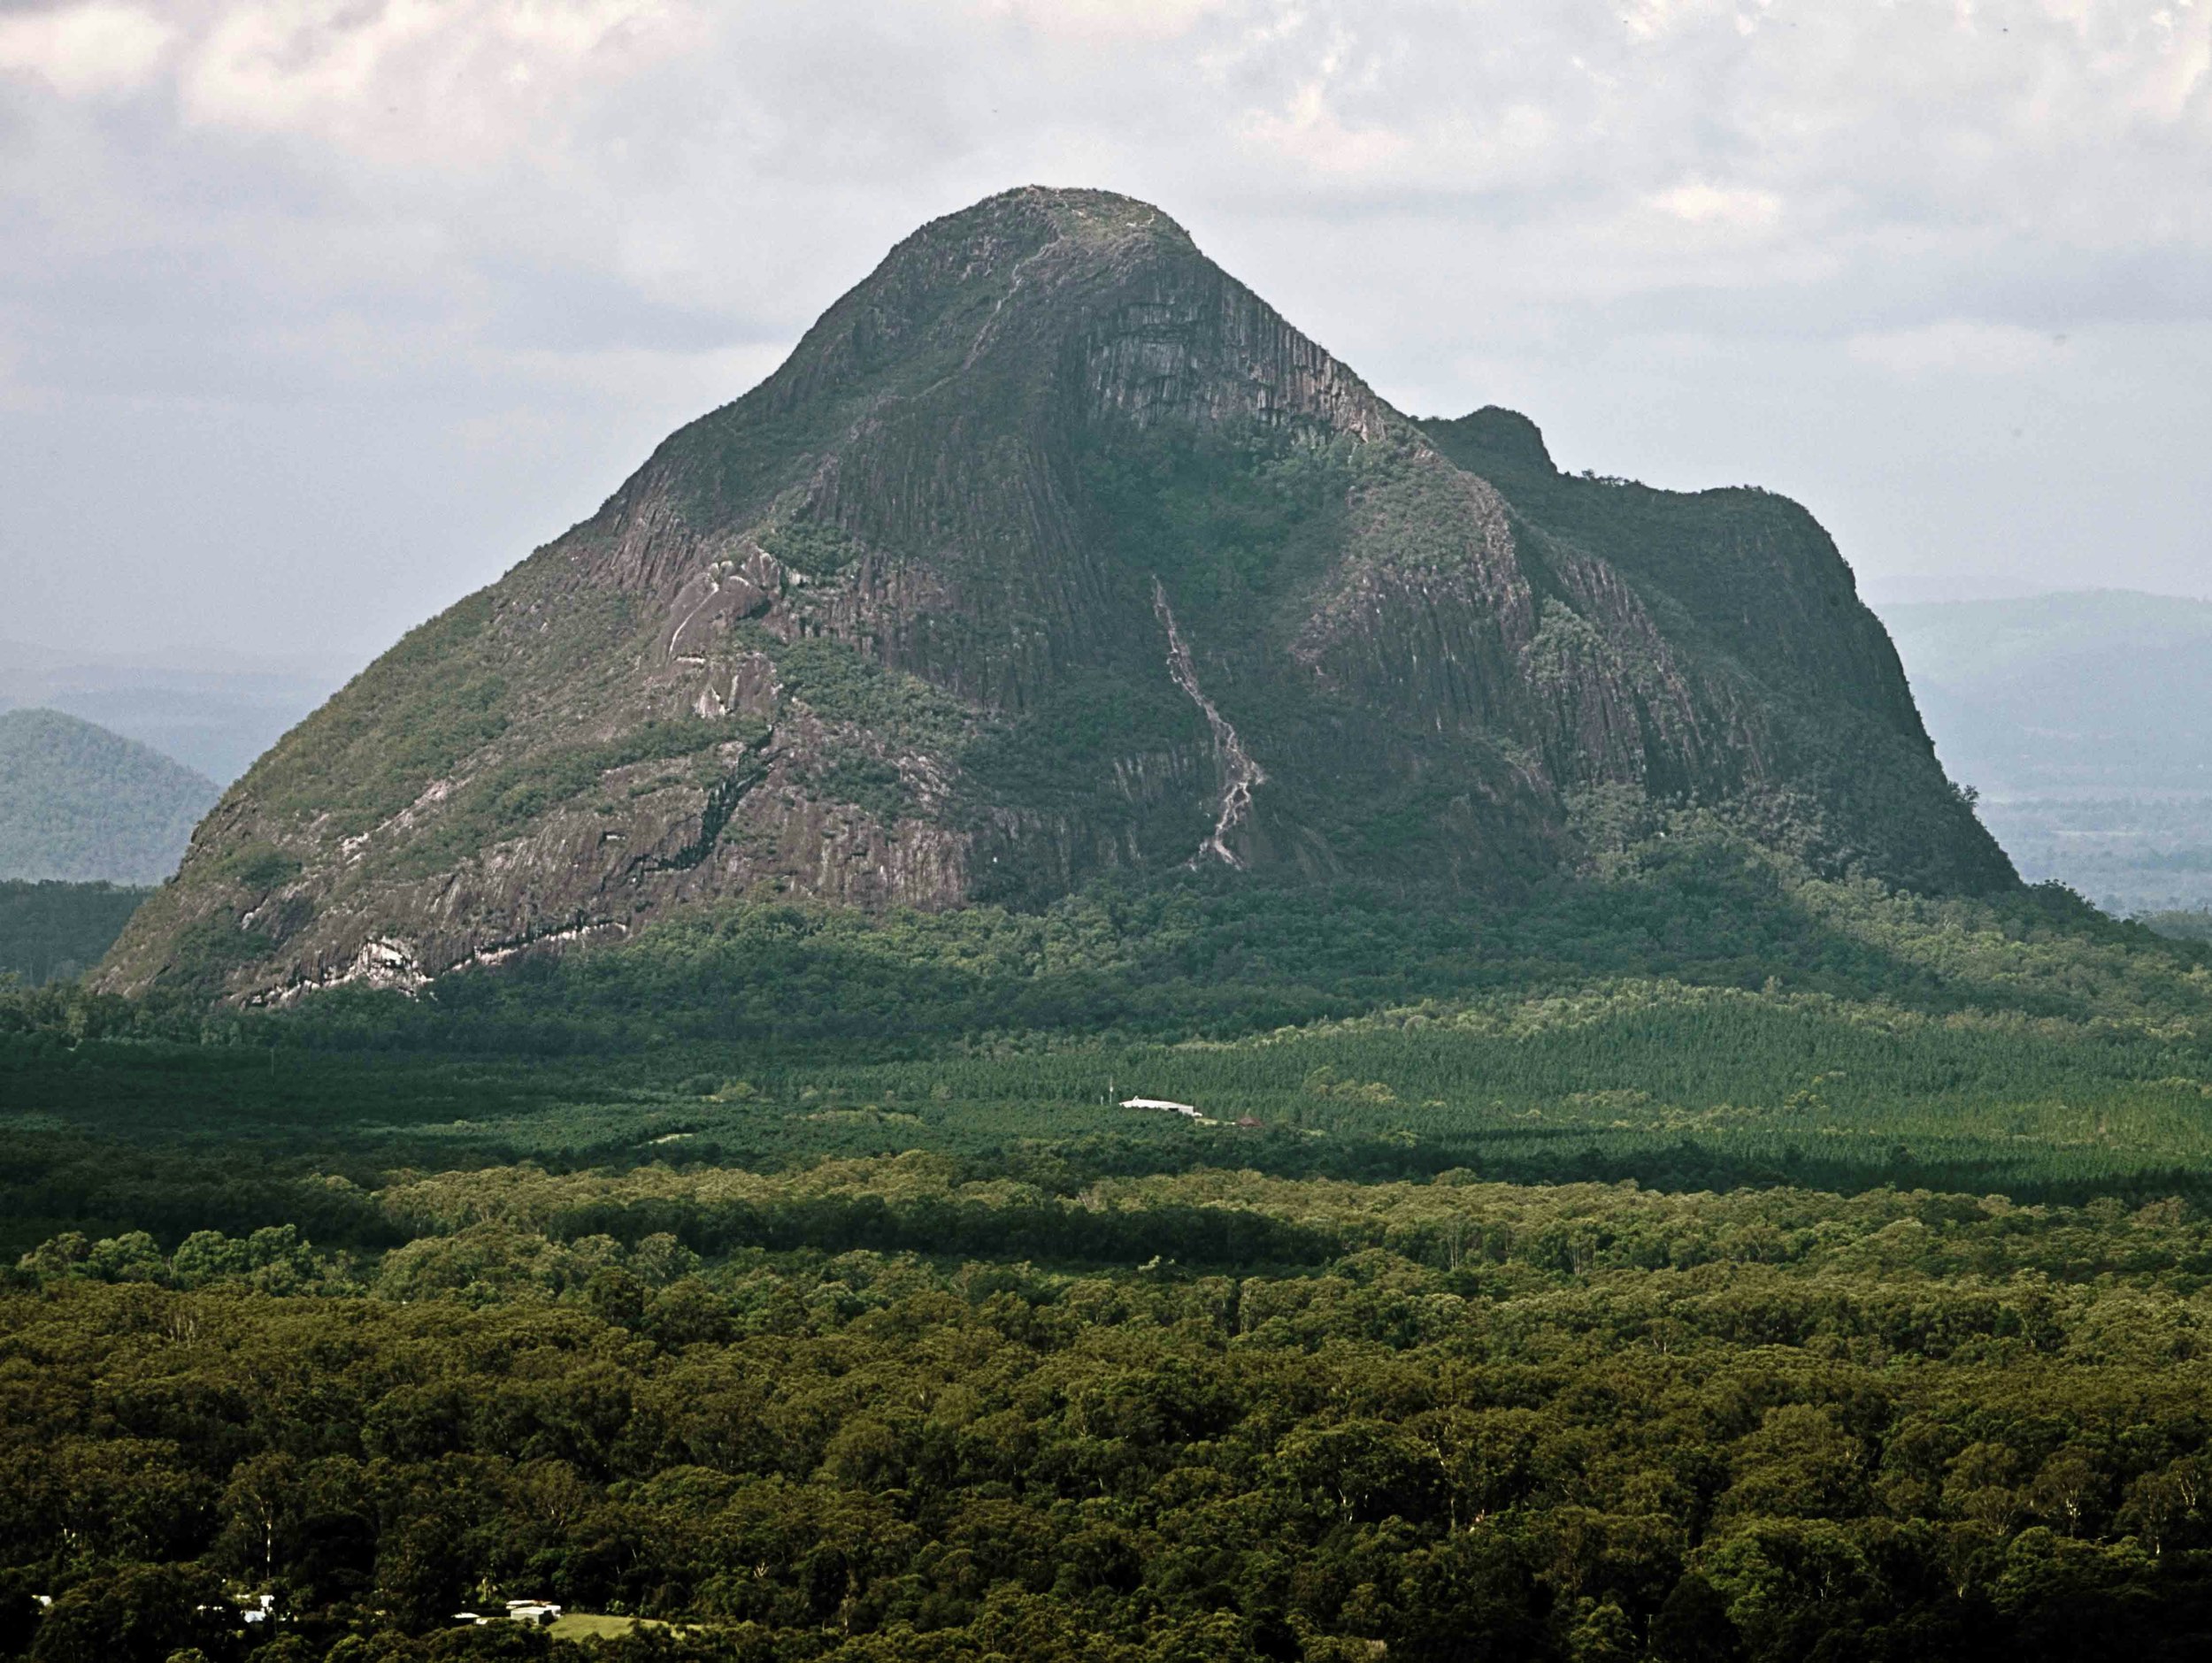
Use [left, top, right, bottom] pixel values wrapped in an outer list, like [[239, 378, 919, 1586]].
[[98, 186, 2011, 1004]]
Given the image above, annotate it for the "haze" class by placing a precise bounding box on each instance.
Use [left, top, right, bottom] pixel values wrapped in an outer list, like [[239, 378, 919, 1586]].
[[2, 0, 2207, 671]]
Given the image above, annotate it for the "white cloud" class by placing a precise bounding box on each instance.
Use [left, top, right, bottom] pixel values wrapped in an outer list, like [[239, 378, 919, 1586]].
[[1648, 180, 1784, 230], [1620, 0, 1728, 44], [0, 3, 170, 96], [1239, 79, 1413, 178], [968, 0, 1225, 44], [175, 0, 685, 165], [2, 0, 2211, 654]]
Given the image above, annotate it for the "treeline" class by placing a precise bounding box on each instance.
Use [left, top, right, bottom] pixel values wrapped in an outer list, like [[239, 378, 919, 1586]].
[[535, 1191, 1337, 1270], [14, 1167, 2212, 1659], [12, 819, 2202, 1065], [0, 881, 148, 987]]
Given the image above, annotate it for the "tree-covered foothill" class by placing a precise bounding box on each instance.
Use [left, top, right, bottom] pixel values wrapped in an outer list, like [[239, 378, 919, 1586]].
[[8, 827, 2212, 1248]]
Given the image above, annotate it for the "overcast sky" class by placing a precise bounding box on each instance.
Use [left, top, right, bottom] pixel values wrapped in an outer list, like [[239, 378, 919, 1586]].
[[2, 0, 2207, 671]]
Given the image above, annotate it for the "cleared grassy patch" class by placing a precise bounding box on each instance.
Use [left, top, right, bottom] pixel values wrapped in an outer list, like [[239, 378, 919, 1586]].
[[546, 1612, 686, 1639]]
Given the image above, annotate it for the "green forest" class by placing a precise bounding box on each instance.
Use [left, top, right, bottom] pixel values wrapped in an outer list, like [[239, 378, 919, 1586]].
[[11, 825, 2212, 1660], [0, 882, 150, 986], [0, 710, 216, 886]]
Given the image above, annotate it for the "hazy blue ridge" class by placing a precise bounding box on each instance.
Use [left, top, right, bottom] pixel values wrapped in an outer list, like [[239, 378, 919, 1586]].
[[1876, 589, 2212, 796], [0, 707, 219, 883], [1876, 589, 2212, 916], [0, 640, 341, 785]]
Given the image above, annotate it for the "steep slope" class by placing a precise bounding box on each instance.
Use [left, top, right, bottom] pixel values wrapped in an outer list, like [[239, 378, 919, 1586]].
[[1420, 408, 2004, 891], [0, 709, 219, 884], [99, 188, 2010, 1004]]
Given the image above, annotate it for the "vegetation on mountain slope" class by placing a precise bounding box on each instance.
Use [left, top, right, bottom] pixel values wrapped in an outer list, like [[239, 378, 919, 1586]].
[[97, 189, 2008, 1007], [12, 822, 2212, 1224]]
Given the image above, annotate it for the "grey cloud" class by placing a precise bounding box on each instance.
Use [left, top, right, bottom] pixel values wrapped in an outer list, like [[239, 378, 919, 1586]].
[[1, 0, 2208, 664]]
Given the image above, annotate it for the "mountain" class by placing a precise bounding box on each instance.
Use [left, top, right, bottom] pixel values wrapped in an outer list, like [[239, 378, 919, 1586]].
[[0, 708, 219, 884], [1875, 590, 2212, 798], [98, 187, 2010, 1005], [0, 641, 344, 786]]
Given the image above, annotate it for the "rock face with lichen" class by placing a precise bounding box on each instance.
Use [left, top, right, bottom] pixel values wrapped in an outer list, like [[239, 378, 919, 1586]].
[[98, 187, 2012, 1004]]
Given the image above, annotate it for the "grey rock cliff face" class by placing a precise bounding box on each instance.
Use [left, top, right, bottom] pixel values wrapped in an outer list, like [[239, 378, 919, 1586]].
[[98, 188, 2012, 1003]]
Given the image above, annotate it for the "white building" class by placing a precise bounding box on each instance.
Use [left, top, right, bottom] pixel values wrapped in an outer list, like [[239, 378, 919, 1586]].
[[1121, 1096, 1203, 1119]]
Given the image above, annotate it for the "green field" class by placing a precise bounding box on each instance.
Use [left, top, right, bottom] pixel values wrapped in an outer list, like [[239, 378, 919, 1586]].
[[545, 1613, 683, 1640]]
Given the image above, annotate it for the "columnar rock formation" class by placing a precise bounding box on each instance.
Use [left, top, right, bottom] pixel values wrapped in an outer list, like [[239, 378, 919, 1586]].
[[100, 188, 2012, 1003]]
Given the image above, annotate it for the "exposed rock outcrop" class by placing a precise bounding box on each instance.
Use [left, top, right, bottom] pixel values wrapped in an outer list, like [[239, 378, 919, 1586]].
[[98, 188, 2012, 1002]]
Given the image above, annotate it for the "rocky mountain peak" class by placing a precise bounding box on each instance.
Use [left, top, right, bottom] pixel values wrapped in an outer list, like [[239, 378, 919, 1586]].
[[98, 190, 2012, 1004], [1425, 406, 1556, 474]]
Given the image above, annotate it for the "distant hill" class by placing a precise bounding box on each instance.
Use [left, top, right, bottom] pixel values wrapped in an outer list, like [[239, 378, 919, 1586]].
[[0, 879, 149, 985], [1876, 591, 2212, 916], [0, 709, 219, 884], [1876, 590, 2212, 796], [0, 641, 340, 786]]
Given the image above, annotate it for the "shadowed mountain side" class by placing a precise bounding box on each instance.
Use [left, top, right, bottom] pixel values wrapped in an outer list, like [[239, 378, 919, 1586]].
[[1417, 408, 2000, 896], [98, 188, 2012, 1005]]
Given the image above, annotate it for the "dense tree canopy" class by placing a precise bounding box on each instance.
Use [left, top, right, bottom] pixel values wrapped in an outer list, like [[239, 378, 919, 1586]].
[[12, 1164, 2212, 1660], [9, 836, 2212, 1658]]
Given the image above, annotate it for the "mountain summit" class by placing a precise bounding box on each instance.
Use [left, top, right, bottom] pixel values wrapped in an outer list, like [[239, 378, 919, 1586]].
[[101, 187, 2010, 1002]]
